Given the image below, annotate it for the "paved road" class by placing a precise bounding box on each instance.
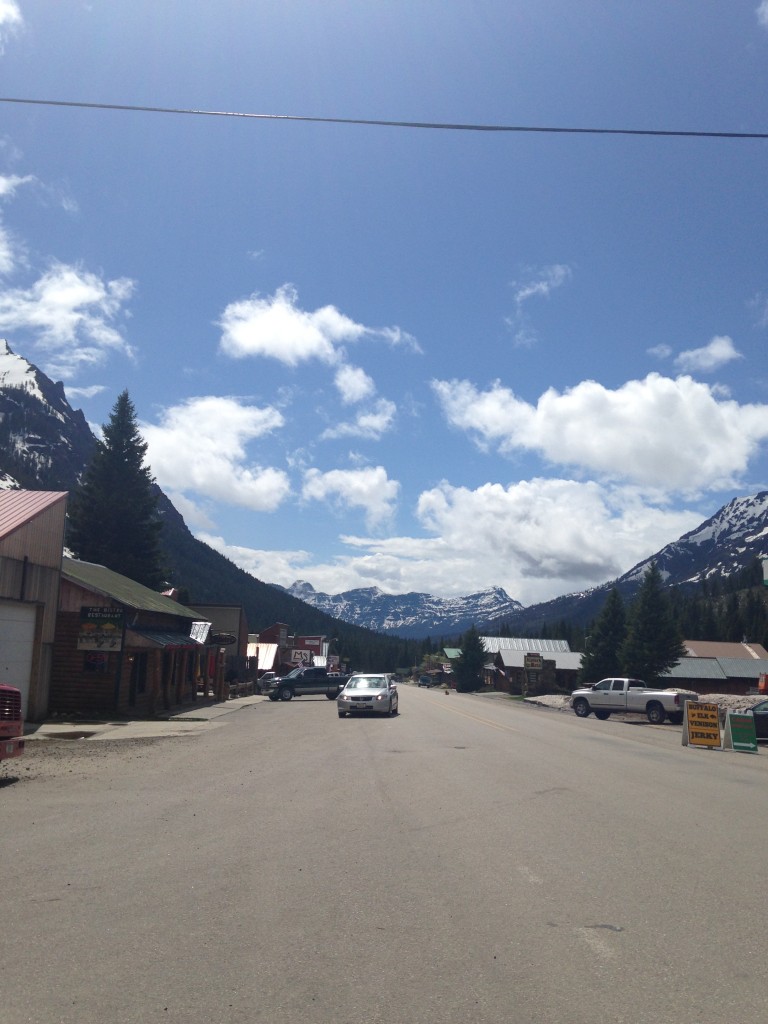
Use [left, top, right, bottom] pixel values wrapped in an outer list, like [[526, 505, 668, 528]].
[[3, 688, 767, 1023]]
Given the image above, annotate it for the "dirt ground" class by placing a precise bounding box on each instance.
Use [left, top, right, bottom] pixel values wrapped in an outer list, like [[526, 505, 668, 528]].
[[0, 734, 192, 786]]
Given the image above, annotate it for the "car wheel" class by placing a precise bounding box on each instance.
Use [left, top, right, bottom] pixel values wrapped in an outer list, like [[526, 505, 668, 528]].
[[390, 700, 398, 716], [572, 698, 591, 718], [338, 710, 347, 718], [268, 694, 279, 702], [325, 693, 336, 700], [278, 687, 294, 701], [646, 702, 666, 725], [594, 710, 611, 720]]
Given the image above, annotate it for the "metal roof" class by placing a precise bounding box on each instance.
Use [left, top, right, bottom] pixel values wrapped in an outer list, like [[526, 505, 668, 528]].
[[62, 557, 206, 620], [496, 649, 582, 670], [480, 637, 571, 654], [662, 658, 727, 681], [683, 640, 768, 660], [714, 658, 768, 679], [0, 490, 68, 540], [129, 629, 204, 650]]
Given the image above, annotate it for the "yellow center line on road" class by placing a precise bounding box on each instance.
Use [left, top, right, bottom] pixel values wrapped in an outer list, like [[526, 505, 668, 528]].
[[435, 700, 523, 735]]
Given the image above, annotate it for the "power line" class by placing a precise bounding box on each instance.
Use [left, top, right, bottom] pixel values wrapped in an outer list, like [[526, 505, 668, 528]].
[[1, 95, 767, 140]]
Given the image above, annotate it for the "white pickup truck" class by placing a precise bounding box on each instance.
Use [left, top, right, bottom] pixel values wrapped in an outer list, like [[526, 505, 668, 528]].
[[570, 677, 698, 725]]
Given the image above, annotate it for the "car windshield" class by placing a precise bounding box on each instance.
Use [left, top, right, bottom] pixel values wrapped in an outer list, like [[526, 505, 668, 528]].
[[346, 676, 386, 690]]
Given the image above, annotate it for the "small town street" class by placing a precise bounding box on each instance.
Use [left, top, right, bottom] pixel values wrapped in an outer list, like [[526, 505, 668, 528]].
[[3, 688, 767, 1024]]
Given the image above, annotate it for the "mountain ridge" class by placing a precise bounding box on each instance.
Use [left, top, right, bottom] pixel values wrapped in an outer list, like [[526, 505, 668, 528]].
[[278, 580, 524, 639]]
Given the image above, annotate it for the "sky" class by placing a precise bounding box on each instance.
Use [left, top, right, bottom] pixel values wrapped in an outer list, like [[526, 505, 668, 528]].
[[0, 1, 767, 607]]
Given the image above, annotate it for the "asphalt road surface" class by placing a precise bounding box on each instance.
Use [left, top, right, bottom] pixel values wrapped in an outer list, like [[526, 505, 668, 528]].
[[3, 688, 767, 1024]]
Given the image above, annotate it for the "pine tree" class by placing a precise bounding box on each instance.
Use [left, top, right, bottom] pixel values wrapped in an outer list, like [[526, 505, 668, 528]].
[[579, 588, 626, 684], [68, 390, 165, 589], [619, 563, 686, 683], [454, 624, 486, 692]]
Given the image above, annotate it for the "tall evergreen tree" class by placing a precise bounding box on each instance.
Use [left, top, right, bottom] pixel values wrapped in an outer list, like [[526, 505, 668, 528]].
[[619, 563, 686, 683], [68, 390, 165, 589], [579, 588, 626, 684], [454, 624, 486, 692]]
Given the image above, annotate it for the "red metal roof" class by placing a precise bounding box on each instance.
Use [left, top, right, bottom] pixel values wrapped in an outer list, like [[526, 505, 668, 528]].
[[0, 490, 68, 541]]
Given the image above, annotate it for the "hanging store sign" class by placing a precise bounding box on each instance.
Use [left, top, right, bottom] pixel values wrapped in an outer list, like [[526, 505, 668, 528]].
[[211, 631, 237, 646], [190, 621, 211, 644], [77, 607, 124, 651]]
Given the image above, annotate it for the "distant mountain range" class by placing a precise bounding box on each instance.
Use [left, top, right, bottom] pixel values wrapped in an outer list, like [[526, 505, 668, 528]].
[[280, 494, 768, 636], [280, 581, 524, 639], [2, 338, 768, 640]]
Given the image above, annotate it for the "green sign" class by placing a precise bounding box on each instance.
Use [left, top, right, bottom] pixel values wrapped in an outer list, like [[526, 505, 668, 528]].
[[722, 711, 758, 754]]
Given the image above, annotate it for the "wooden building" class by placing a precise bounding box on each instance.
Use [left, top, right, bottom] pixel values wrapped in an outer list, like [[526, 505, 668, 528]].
[[0, 490, 68, 721], [50, 557, 212, 718]]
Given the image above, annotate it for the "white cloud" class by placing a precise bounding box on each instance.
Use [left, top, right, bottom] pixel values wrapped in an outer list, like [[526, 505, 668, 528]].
[[302, 465, 400, 529], [0, 262, 135, 378], [140, 396, 291, 512], [218, 283, 417, 366], [0, 224, 14, 276], [512, 264, 572, 306], [0, 173, 34, 200], [647, 343, 672, 360], [202, 477, 702, 605], [195, 534, 316, 587], [334, 363, 376, 404], [758, 1, 768, 29], [321, 398, 397, 440], [674, 335, 742, 373], [432, 373, 768, 493], [507, 263, 571, 345], [0, 1, 22, 52], [0, 173, 35, 276], [65, 384, 107, 401]]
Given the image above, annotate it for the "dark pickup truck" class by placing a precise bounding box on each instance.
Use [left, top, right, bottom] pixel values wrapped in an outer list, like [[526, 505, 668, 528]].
[[263, 666, 350, 702]]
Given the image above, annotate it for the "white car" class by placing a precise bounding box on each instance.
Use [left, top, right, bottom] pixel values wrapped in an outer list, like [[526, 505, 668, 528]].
[[337, 674, 399, 718]]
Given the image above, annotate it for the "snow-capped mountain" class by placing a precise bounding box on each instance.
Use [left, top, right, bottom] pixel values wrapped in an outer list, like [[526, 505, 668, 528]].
[[497, 492, 768, 634], [280, 581, 523, 638], [0, 339, 96, 490], [618, 493, 768, 588], [282, 496, 768, 636]]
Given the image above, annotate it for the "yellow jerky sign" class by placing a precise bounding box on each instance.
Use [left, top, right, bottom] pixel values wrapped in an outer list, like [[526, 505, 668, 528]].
[[682, 702, 721, 749]]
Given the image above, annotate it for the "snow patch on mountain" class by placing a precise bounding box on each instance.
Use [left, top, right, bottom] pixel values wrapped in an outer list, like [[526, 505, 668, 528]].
[[279, 581, 523, 638]]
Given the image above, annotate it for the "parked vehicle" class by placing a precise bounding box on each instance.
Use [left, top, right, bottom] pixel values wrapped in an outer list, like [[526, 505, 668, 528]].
[[262, 665, 350, 702], [0, 684, 25, 762], [337, 674, 399, 717], [418, 675, 431, 687], [570, 677, 698, 725], [745, 698, 768, 739]]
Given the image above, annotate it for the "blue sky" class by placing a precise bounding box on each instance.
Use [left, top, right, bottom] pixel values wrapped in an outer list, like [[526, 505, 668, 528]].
[[1, 1, 767, 605]]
